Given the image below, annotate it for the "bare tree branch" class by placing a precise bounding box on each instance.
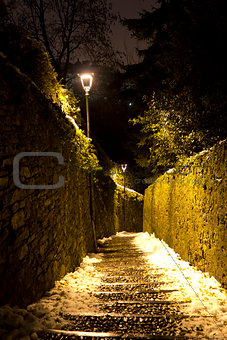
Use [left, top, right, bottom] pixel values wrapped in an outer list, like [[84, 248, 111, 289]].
[[5, 0, 116, 82]]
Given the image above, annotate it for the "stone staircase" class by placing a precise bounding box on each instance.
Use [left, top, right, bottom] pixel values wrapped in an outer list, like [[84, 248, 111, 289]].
[[38, 234, 197, 339]]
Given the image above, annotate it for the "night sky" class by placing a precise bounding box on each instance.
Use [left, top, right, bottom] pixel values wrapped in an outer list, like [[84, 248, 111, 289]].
[[110, 0, 155, 63]]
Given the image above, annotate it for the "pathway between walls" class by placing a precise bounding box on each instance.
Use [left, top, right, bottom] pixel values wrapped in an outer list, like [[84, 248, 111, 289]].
[[0, 232, 226, 339]]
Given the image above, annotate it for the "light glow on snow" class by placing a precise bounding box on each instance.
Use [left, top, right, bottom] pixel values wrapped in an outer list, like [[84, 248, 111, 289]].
[[116, 182, 143, 196], [1, 232, 226, 339], [132, 232, 227, 339], [0, 253, 103, 338]]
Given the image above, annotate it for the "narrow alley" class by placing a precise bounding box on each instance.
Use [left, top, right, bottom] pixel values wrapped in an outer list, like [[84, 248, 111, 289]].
[[2, 232, 226, 339], [1, 2, 226, 338]]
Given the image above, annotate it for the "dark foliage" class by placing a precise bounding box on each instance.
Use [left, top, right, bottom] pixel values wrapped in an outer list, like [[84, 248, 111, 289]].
[[5, 0, 116, 83], [124, 0, 227, 174]]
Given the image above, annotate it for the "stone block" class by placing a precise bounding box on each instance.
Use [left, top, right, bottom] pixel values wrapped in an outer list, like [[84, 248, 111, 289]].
[[0, 53, 143, 307], [18, 244, 29, 260], [0, 176, 8, 189], [11, 210, 25, 230], [143, 139, 226, 287]]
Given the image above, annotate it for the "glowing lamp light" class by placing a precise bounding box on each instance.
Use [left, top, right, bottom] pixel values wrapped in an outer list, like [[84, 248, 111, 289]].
[[78, 72, 94, 138], [121, 164, 127, 172], [78, 73, 93, 95]]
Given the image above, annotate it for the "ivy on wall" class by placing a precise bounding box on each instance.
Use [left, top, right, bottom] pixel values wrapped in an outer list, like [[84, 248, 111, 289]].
[[0, 23, 100, 174]]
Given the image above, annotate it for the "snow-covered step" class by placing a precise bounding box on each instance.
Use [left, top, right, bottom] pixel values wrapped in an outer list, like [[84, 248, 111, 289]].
[[93, 289, 178, 294], [98, 283, 173, 292], [101, 274, 164, 282], [39, 328, 192, 339], [94, 300, 185, 305], [100, 251, 154, 257], [41, 313, 200, 339], [99, 282, 169, 286], [97, 302, 182, 315]]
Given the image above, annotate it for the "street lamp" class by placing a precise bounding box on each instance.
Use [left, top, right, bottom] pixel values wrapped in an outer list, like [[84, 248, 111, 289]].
[[121, 164, 127, 173], [121, 164, 127, 231], [121, 163, 127, 192], [78, 72, 97, 252], [78, 73, 93, 138]]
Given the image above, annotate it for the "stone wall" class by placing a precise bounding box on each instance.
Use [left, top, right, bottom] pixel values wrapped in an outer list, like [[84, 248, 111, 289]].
[[93, 171, 116, 239], [143, 140, 226, 287], [0, 54, 143, 307], [114, 184, 144, 233], [0, 54, 94, 306]]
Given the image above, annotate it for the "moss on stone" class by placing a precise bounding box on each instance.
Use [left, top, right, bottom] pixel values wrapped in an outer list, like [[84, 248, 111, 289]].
[[143, 140, 226, 287]]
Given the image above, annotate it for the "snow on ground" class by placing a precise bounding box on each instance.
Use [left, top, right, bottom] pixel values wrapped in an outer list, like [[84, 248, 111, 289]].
[[97, 235, 114, 244], [1, 232, 226, 339], [0, 254, 103, 339], [132, 232, 227, 339], [115, 182, 143, 196]]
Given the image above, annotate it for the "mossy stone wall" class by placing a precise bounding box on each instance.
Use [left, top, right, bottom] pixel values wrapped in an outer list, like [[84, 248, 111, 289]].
[[0, 55, 96, 306], [143, 140, 226, 287], [0, 54, 143, 307], [93, 171, 116, 239], [114, 185, 143, 233]]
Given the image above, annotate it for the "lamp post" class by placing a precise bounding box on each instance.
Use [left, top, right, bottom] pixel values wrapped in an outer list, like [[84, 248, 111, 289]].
[[78, 73, 97, 252], [121, 164, 127, 231], [78, 73, 93, 138]]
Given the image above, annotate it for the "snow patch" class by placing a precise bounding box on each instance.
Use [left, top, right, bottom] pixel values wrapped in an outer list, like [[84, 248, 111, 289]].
[[133, 232, 227, 339], [115, 182, 143, 196], [0, 253, 103, 339], [66, 114, 79, 130]]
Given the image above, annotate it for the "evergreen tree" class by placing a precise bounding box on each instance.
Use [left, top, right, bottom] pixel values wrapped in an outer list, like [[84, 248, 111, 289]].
[[124, 0, 227, 174]]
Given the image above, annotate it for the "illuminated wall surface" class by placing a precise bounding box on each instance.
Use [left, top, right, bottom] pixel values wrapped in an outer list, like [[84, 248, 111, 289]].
[[0, 54, 143, 307], [114, 186, 143, 233], [143, 139, 226, 287]]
